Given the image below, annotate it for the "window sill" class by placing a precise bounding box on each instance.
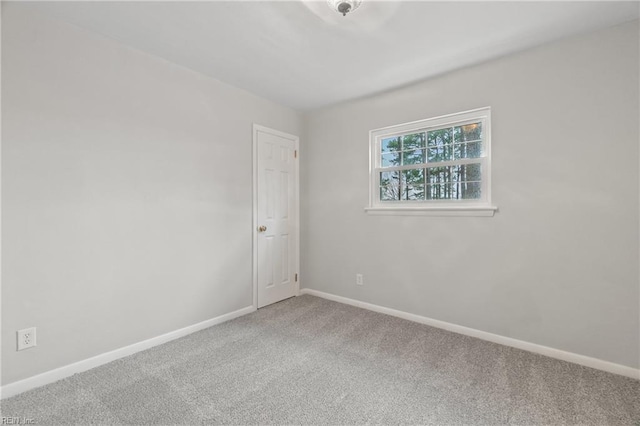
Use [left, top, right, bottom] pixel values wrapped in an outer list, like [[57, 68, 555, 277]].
[[364, 205, 498, 217]]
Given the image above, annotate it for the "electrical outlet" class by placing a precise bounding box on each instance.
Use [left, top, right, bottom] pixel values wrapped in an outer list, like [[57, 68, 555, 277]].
[[356, 274, 364, 286], [17, 327, 36, 351]]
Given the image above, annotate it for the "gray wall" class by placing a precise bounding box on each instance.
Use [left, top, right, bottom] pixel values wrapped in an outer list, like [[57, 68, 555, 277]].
[[1, 5, 301, 385], [301, 20, 639, 369]]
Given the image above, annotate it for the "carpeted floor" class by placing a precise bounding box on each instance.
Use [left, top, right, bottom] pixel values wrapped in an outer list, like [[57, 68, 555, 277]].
[[1, 294, 639, 425]]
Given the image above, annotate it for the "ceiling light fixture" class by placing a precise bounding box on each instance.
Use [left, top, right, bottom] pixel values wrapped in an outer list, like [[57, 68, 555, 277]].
[[328, 0, 362, 16]]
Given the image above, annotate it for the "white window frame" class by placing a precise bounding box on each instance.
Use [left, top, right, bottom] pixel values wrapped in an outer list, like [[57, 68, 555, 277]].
[[366, 107, 497, 216]]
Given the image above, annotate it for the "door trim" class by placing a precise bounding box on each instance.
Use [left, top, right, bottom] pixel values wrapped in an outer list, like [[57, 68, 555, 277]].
[[252, 124, 300, 310]]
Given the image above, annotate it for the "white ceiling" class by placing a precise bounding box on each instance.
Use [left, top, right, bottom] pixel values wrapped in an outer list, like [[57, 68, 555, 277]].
[[21, 1, 640, 111]]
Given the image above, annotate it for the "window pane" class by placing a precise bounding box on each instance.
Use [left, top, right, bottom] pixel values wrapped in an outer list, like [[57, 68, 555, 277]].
[[380, 171, 400, 201], [402, 149, 426, 165], [426, 182, 481, 200], [381, 152, 401, 167], [460, 181, 481, 199], [454, 141, 482, 159], [426, 184, 443, 200], [427, 145, 453, 162], [427, 147, 439, 162], [454, 122, 482, 142], [402, 133, 426, 149], [381, 137, 401, 153], [462, 163, 482, 181], [402, 169, 425, 201], [427, 128, 452, 147], [426, 183, 457, 200], [426, 166, 450, 184], [427, 128, 453, 162]]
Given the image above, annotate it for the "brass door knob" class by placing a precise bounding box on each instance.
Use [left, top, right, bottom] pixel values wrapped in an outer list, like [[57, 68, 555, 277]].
[[258, 225, 267, 232]]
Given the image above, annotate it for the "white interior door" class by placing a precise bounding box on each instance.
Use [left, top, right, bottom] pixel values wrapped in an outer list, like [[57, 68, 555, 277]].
[[254, 125, 298, 308]]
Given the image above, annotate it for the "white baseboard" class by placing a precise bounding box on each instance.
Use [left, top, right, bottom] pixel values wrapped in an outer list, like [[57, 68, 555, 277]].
[[300, 288, 639, 380], [0, 305, 256, 399]]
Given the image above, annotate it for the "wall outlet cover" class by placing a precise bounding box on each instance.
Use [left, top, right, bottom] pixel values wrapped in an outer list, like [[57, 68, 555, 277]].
[[17, 327, 37, 351]]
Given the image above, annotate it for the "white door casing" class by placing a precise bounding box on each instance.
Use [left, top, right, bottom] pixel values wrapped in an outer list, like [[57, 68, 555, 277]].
[[253, 125, 299, 308]]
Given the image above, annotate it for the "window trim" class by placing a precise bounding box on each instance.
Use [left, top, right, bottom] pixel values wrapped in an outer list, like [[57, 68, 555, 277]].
[[366, 107, 497, 216]]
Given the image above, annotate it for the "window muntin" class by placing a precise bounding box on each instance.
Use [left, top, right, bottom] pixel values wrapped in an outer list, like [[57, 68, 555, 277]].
[[369, 108, 492, 211]]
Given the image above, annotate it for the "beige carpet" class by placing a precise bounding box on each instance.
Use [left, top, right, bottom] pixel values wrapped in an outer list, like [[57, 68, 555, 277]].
[[1, 294, 639, 425]]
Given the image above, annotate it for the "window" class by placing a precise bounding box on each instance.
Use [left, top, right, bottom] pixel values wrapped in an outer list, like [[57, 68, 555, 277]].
[[367, 107, 497, 216]]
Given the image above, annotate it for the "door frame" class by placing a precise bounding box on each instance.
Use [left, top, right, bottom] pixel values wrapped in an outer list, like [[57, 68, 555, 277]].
[[252, 124, 300, 310]]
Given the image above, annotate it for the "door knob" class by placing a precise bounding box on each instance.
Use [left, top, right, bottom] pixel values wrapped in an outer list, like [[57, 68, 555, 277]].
[[258, 225, 267, 232]]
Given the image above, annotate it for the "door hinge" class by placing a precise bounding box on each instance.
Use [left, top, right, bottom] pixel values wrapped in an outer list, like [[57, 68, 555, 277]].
[[295, 273, 298, 282], [294, 150, 297, 158]]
